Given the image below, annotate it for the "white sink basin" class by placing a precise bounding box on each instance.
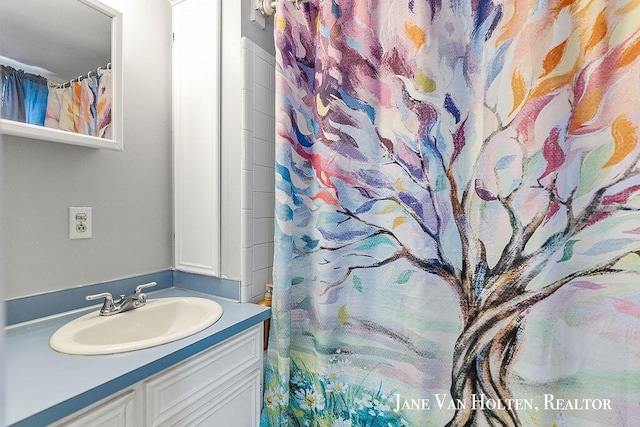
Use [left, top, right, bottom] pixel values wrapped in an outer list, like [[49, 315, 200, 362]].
[[50, 297, 224, 355]]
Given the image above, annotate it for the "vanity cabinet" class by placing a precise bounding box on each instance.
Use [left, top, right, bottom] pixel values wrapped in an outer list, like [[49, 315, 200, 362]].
[[52, 325, 263, 427], [144, 324, 263, 426], [50, 387, 142, 427]]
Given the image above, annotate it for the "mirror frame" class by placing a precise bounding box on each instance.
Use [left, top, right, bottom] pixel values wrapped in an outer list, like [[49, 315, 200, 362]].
[[0, 0, 123, 151]]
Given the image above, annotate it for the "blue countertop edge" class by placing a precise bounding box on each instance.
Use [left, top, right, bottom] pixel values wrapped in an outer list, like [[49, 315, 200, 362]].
[[5, 270, 242, 326], [5, 287, 271, 426]]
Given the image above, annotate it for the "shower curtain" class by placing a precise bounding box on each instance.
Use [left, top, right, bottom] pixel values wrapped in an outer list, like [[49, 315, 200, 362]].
[[263, 0, 640, 426], [1, 65, 48, 125], [1, 63, 111, 138], [45, 69, 111, 138]]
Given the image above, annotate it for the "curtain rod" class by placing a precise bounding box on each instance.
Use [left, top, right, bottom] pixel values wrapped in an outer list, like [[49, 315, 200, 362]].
[[55, 63, 111, 89], [258, 0, 311, 17]]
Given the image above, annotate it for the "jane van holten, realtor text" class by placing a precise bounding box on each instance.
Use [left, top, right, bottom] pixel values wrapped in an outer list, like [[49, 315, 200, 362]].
[[392, 393, 612, 412]]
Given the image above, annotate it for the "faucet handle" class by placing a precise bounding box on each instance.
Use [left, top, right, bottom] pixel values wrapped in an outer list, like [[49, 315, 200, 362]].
[[86, 292, 116, 314], [86, 291, 113, 302], [135, 281, 157, 294]]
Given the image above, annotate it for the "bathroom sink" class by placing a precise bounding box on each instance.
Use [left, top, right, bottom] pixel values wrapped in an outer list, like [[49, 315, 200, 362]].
[[50, 297, 224, 355]]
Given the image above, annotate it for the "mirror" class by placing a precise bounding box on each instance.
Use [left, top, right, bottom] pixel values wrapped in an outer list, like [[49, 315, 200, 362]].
[[0, 0, 123, 150]]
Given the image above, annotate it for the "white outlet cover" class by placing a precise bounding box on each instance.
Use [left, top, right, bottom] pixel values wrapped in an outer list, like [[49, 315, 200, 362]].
[[69, 206, 92, 239]]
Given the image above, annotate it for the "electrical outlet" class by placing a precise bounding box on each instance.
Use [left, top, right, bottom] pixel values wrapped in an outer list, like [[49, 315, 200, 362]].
[[69, 207, 92, 239]]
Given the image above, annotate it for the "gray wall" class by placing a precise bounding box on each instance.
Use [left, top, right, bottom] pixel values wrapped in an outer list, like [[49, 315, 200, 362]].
[[1, 0, 173, 299], [241, 0, 276, 56]]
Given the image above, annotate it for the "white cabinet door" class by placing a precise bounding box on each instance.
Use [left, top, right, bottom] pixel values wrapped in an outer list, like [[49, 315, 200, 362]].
[[145, 325, 263, 426], [162, 367, 261, 426], [49, 325, 263, 426], [171, 0, 222, 277], [50, 387, 141, 427]]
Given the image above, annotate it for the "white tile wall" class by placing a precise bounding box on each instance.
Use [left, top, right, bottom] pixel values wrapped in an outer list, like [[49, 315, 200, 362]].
[[240, 38, 276, 303]]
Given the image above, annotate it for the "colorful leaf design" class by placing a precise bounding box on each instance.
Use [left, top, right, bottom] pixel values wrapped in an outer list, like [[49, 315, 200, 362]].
[[392, 216, 407, 229], [474, 179, 497, 201], [415, 68, 436, 93], [404, 22, 426, 49], [509, 69, 527, 115], [444, 93, 461, 123], [551, 0, 573, 13], [451, 118, 467, 164], [378, 204, 399, 215], [619, 0, 640, 14], [585, 211, 613, 227], [541, 40, 567, 76], [538, 127, 565, 180], [394, 178, 407, 192], [617, 35, 640, 68], [557, 239, 578, 263], [586, 10, 607, 52], [602, 184, 640, 205], [352, 275, 363, 292], [337, 304, 350, 327], [611, 297, 640, 318], [313, 190, 340, 206], [613, 252, 640, 271], [276, 14, 286, 32], [302, 235, 320, 250], [395, 270, 415, 284], [576, 144, 611, 197], [494, 154, 516, 171], [569, 86, 603, 132], [316, 93, 331, 117], [582, 239, 635, 255], [571, 281, 604, 290], [603, 114, 638, 168], [530, 73, 572, 99], [543, 199, 561, 225], [331, 0, 342, 18]]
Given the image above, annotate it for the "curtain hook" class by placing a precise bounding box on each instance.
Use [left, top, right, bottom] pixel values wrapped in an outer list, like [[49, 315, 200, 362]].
[[295, 0, 302, 9]]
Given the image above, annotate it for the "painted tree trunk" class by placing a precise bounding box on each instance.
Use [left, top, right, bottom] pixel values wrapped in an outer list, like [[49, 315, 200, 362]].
[[446, 313, 524, 427]]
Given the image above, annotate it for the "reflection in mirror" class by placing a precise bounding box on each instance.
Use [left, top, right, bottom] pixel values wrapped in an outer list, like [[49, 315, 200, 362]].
[[0, 0, 123, 150]]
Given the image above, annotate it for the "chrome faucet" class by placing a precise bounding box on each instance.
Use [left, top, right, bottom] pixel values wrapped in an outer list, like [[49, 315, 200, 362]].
[[86, 282, 157, 316]]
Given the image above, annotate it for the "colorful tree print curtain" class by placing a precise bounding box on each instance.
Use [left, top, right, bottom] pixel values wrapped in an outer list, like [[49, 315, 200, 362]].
[[44, 69, 112, 138], [263, 1, 640, 426], [1, 64, 112, 138]]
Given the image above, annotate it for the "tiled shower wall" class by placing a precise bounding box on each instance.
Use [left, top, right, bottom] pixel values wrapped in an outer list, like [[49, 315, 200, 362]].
[[240, 38, 276, 303]]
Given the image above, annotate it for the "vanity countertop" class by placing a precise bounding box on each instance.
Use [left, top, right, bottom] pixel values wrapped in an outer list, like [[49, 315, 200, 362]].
[[5, 287, 271, 426]]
